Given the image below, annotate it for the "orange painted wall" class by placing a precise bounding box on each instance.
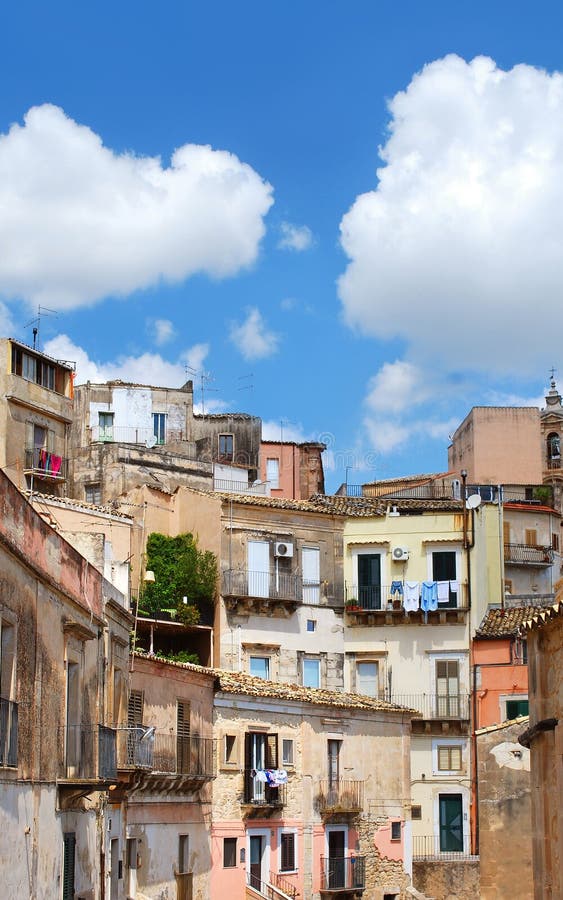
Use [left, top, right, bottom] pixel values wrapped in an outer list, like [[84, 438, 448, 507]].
[[473, 638, 529, 728]]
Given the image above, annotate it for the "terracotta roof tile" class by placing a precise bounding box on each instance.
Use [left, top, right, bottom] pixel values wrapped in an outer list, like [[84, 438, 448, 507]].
[[522, 600, 563, 632], [476, 606, 548, 638]]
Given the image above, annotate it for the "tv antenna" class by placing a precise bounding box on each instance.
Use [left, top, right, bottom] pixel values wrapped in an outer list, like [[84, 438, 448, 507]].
[[185, 365, 218, 416], [24, 305, 58, 350], [237, 373, 254, 394]]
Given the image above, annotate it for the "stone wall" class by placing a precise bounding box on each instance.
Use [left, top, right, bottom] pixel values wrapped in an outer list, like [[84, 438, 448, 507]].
[[412, 860, 480, 900]]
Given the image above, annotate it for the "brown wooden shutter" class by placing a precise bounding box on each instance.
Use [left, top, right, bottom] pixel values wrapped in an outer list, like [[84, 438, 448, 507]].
[[266, 733, 278, 769], [128, 690, 144, 726]]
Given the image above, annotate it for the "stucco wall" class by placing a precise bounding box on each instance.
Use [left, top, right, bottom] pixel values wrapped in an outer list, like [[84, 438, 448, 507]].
[[448, 406, 542, 485]]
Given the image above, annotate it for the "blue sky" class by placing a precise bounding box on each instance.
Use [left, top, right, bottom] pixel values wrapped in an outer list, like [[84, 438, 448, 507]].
[[1, 1, 562, 491]]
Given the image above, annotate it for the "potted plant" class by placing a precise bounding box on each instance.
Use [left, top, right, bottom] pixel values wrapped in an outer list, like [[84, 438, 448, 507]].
[[345, 598, 362, 612]]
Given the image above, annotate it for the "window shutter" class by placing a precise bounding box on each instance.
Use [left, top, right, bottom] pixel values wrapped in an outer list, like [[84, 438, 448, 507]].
[[281, 833, 295, 871], [62, 832, 76, 900], [177, 701, 190, 774], [266, 733, 278, 769], [128, 691, 144, 726], [438, 747, 450, 770]]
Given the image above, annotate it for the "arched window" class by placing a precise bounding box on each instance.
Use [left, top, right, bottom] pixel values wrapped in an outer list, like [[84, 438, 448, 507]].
[[547, 432, 560, 462]]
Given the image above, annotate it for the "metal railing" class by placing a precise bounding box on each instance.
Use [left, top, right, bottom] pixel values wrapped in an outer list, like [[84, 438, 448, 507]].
[[317, 779, 364, 814], [222, 569, 303, 603], [0, 698, 18, 767], [115, 726, 154, 769], [345, 583, 468, 611], [412, 834, 473, 860], [319, 856, 365, 891], [269, 872, 298, 900], [504, 543, 553, 565], [247, 873, 295, 900], [243, 769, 287, 806], [386, 693, 470, 719], [547, 457, 561, 470], [61, 724, 117, 779], [152, 733, 214, 777], [90, 425, 186, 445], [24, 447, 67, 479], [213, 478, 269, 495]]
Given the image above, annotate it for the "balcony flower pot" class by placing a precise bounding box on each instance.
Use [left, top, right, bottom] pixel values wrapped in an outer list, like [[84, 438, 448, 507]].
[[345, 601, 362, 612]]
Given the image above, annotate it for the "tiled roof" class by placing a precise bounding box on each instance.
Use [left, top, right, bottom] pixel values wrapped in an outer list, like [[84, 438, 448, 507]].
[[504, 502, 560, 516], [363, 472, 452, 487], [24, 491, 134, 520], [475, 606, 547, 638], [522, 600, 563, 632], [213, 668, 419, 714], [476, 715, 529, 736], [201, 489, 387, 517]]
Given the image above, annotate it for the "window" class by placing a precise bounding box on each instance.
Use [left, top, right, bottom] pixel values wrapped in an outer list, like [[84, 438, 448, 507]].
[[98, 412, 114, 441], [22, 353, 37, 383], [302, 657, 320, 688], [282, 739, 294, 767], [244, 732, 278, 803], [224, 734, 238, 765], [250, 656, 270, 680], [506, 698, 529, 719], [266, 458, 280, 488], [327, 739, 341, 785], [128, 690, 144, 727], [280, 832, 296, 872], [547, 432, 561, 463], [435, 660, 460, 717], [178, 835, 190, 875], [553, 532, 559, 552], [218, 433, 234, 461], [62, 832, 76, 900], [391, 821, 401, 841], [306, 619, 316, 632], [302, 547, 320, 604], [223, 838, 237, 868], [0, 617, 17, 767], [411, 805, 422, 820], [357, 552, 381, 610], [525, 529, 538, 547], [437, 745, 462, 772], [356, 661, 378, 697], [431, 550, 458, 607], [153, 413, 166, 444], [85, 483, 101, 505], [177, 700, 190, 774]]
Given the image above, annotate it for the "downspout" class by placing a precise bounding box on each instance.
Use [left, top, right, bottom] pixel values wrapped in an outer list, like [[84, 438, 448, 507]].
[[462, 469, 479, 855]]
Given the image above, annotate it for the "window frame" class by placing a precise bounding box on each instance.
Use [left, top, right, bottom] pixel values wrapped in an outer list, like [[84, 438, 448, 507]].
[[266, 457, 280, 489], [432, 738, 465, 775], [302, 656, 321, 689], [279, 829, 298, 873], [282, 738, 294, 767], [249, 655, 270, 680], [223, 837, 237, 868], [218, 433, 234, 461]]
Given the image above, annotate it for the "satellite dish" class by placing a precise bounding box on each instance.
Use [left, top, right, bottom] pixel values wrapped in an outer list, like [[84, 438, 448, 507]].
[[466, 494, 482, 510], [146, 436, 157, 449]]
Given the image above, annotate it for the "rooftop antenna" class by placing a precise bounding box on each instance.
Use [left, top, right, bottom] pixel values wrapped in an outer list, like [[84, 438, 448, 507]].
[[24, 305, 58, 351], [185, 365, 218, 417], [237, 373, 254, 394]]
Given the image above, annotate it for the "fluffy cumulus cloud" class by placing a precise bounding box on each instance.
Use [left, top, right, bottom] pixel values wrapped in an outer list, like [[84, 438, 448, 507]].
[[45, 334, 206, 388], [0, 105, 273, 309], [277, 221, 314, 252], [261, 419, 312, 442], [229, 307, 279, 360], [152, 319, 176, 346], [338, 55, 563, 374]]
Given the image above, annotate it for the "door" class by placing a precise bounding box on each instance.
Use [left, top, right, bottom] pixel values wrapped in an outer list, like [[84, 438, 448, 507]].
[[432, 551, 457, 607], [439, 794, 464, 852], [110, 838, 120, 900], [62, 833, 76, 900], [358, 554, 381, 609], [436, 660, 460, 717], [302, 547, 320, 604], [249, 835, 263, 890], [328, 830, 346, 889], [248, 540, 270, 598], [99, 412, 114, 442]]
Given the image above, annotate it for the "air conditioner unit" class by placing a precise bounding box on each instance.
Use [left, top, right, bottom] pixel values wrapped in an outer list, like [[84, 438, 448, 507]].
[[274, 541, 294, 558], [392, 546, 409, 561]]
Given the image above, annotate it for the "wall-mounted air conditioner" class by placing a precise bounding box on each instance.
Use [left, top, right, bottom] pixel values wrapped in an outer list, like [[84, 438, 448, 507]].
[[391, 546, 409, 562], [274, 542, 294, 558]]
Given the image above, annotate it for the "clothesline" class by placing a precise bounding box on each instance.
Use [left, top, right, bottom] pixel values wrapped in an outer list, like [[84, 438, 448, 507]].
[[389, 579, 459, 612]]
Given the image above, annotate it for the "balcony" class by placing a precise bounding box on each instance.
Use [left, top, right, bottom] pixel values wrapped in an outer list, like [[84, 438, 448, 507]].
[[388, 693, 470, 735], [504, 542, 553, 566], [90, 424, 185, 445], [222, 569, 303, 616], [413, 833, 474, 861], [242, 768, 287, 817], [24, 447, 67, 481], [58, 724, 117, 796], [213, 477, 270, 496], [319, 856, 365, 893], [0, 698, 18, 767], [316, 779, 364, 817], [131, 733, 214, 794], [115, 725, 154, 770], [345, 583, 469, 625]]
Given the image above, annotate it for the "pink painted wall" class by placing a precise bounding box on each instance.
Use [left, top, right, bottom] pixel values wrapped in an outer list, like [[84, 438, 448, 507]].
[[373, 820, 404, 862], [260, 442, 301, 498]]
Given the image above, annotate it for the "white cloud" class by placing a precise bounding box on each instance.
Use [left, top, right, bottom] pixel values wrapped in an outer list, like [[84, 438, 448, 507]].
[[0, 301, 14, 336], [229, 307, 279, 360], [261, 419, 312, 443], [45, 334, 196, 387], [182, 342, 209, 373], [365, 360, 428, 414], [0, 104, 273, 309], [278, 221, 314, 252], [152, 319, 176, 346], [338, 55, 563, 374]]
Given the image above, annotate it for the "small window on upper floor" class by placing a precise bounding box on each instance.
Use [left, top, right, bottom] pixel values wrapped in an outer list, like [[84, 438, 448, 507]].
[[266, 457, 280, 488], [302, 657, 320, 689], [224, 734, 238, 766], [153, 413, 167, 445], [282, 738, 294, 767], [506, 698, 529, 719], [306, 619, 316, 633], [218, 433, 234, 461], [552, 532, 559, 552], [390, 821, 401, 841], [85, 483, 101, 505], [547, 432, 560, 464], [250, 656, 270, 680]]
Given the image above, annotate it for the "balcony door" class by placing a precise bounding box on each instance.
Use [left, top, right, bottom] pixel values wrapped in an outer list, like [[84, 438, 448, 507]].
[[432, 551, 457, 607], [436, 660, 460, 717], [248, 540, 270, 598], [358, 553, 381, 610], [327, 829, 346, 889], [247, 830, 270, 890], [439, 794, 463, 852], [302, 547, 320, 604]]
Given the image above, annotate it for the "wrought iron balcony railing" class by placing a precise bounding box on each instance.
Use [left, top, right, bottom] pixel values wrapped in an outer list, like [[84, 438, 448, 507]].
[[24, 447, 67, 480], [386, 692, 470, 720], [152, 733, 214, 778], [413, 833, 473, 860], [243, 768, 287, 807], [319, 856, 365, 892], [222, 569, 303, 604], [115, 725, 154, 769], [345, 583, 468, 611], [247, 873, 296, 900], [504, 542, 553, 565], [61, 724, 117, 780], [0, 697, 18, 767], [316, 779, 364, 814]]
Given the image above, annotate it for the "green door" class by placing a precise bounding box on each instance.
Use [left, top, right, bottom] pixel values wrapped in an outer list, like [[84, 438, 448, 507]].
[[358, 554, 381, 609], [439, 794, 463, 852]]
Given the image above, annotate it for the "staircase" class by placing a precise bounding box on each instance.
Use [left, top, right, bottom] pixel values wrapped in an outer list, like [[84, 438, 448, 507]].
[[246, 873, 299, 900]]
